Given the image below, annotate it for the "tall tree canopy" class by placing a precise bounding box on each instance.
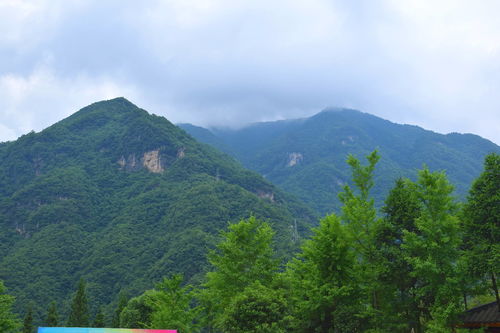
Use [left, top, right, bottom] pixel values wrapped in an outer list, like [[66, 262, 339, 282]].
[[338, 150, 384, 327], [45, 301, 58, 327], [0, 280, 20, 333], [287, 214, 363, 332], [148, 274, 201, 332], [67, 279, 89, 327], [463, 153, 500, 311], [202, 216, 280, 330], [402, 167, 462, 332]]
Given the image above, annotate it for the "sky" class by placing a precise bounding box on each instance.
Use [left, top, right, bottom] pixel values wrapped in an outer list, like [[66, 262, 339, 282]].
[[1, 0, 499, 144]]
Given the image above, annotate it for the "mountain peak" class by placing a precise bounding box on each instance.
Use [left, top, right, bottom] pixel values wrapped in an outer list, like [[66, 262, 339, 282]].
[[90, 96, 137, 108]]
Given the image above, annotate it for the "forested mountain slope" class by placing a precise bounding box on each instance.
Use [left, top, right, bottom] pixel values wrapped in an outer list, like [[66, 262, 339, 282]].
[[180, 108, 500, 214], [0, 98, 315, 320]]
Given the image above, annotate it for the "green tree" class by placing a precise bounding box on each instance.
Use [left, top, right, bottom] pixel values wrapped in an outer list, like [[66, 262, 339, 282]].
[[112, 292, 128, 328], [67, 279, 89, 327], [402, 167, 462, 332], [0, 280, 21, 333], [288, 214, 363, 332], [119, 291, 157, 328], [202, 216, 279, 330], [45, 301, 58, 327], [220, 281, 288, 333], [93, 306, 106, 327], [148, 274, 201, 332], [22, 305, 34, 333], [338, 150, 384, 328], [376, 178, 422, 332], [462, 153, 500, 311]]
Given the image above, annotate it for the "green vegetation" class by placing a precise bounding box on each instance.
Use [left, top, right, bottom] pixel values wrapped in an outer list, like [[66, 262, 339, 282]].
[[201, 216, 280, 331], [148, 274, 201, 332], [462, 153, 500, 311], [0, 98, 497, 331], [111, 152, 496, 332], [67, 279, 89, 327], [181, 108, 500, 215], [44, 301, 58, 327], [0, 98, 315, 324], [22, 305, 33, 333], [0, 280, 20, 332]]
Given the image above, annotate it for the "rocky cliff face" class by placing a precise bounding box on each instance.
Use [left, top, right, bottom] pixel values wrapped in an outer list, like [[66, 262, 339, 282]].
[[118, 149, 165, 173], [143, 150, 163, 173], [287, 152, 303, 167]]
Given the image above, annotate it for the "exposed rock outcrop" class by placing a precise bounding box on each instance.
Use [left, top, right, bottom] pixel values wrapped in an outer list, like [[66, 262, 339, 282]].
[[118, 149, 165, 173], [287, 152, 303, 167], [143, 150, 164, 173]]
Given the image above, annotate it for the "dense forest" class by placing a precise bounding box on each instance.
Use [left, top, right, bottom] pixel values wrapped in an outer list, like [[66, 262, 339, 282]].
[[2, 150, 498, 333], [0, 98, 316, 327], [180, 108, 499, 215]]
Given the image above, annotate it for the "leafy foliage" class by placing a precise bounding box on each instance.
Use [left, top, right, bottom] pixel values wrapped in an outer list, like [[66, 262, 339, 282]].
[[0, 98, 316, 323], [462, 153, 500, 311], [402, 168, 462, 332], [45, 301, 58, 327], [181, 108, 500, 215], [0, 280, 20, 333], [147, 274, 201, 332], [287, 214, 363, 332], [201, 216, 281, 330], [219, 281, 289, 333], [22, 305, 34, 333], [67, 279, 89, 327]]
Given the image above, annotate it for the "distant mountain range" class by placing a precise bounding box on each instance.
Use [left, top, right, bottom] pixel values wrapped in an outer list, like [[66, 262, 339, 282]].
[[180, 108, 500, 215], [0, 98, 315, 320]]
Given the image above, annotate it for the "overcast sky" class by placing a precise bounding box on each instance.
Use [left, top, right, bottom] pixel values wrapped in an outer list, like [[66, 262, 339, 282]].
[[1, 0, 499, 144]]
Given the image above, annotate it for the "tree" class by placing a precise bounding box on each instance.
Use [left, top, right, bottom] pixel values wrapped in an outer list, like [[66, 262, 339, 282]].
[[376, 178, 422, 332], [119, 291, 157, 328], [67, 279, 89, 327], [202, 216, 279, 329], [93, 306, 106, 327], [45, 301, 58, 327], [112, 292, 128, 328], [220, 281, 289, 333], [148, 274, 201, 332], [338, 150, 384, 328], [287, 214, 363, 332], [0, 280, 21, 333], [463, 153, 500, 311], [22, 305, 34, 333], [402, 167, 462, 332]]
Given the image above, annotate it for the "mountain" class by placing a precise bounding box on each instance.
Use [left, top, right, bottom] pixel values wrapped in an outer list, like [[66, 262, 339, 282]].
[[180, 108, 500, 215], [0, 98, 316, 321]]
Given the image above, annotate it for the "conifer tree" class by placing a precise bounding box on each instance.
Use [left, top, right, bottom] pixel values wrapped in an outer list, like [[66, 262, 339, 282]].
[[402, 167, 462, 332], [45, 301, 58, 327], [148, 274, 201, 332], [93, 306, 106, 328], [338, 150, 384, 327], [463, 153, 500, 311], [202, 216, 279, 330], [67, 279, 89, 327], [288, 214, 363, 332], [22, 305, 34, 333], [112, 293, 128, 328], [377, 178, 422, 331]]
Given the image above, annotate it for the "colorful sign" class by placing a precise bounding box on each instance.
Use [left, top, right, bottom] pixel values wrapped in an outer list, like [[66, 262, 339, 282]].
[[38, 329, 177, 333]]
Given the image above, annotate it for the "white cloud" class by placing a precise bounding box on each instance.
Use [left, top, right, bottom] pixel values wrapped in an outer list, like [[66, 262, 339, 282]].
[[0, 63, 138, 139], [0, 0, 499, 144]]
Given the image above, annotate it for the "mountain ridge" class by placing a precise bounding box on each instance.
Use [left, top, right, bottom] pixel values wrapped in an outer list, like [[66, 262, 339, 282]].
[[0, 98, 316, 321], [180, 107, 499, 214]]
